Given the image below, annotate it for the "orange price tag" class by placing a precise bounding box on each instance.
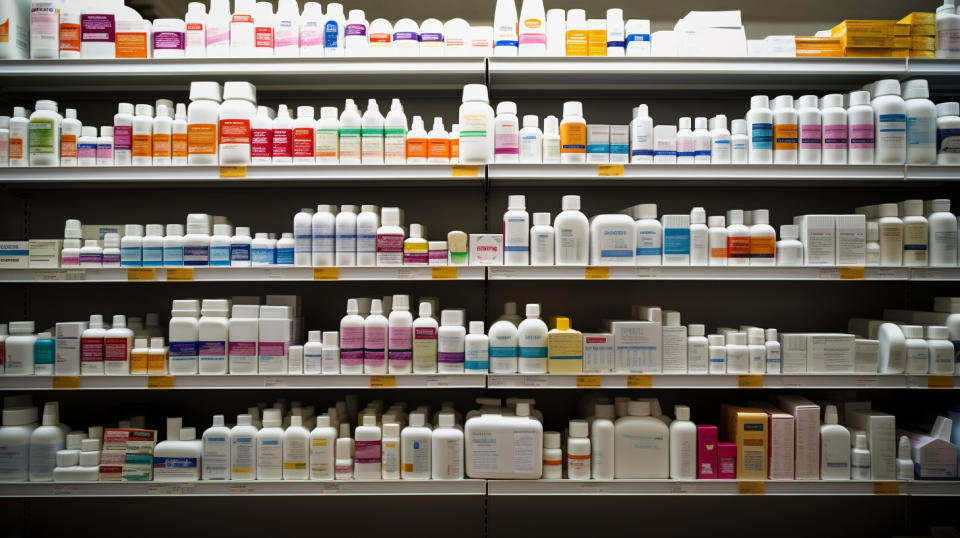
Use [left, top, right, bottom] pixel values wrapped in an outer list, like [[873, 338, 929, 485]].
[[874, 482, 900, 495], [575, 375, 602, 388], [369, 375, 397, 388], [166, 268, 194, 281], [627, 375, 653, 388], [313, 267, 339, 281], [738, 481, 765, 495], [219, 166, 247, 178], [52, 376, 79, 389], [840, 266, 865, 280], [451, 165, 480, 177], [928, 375, 953, 389], [597, 164, 625, 176], [431, 267, 458, 280], [738, 375, 763, 388], [147, 375, 174, 389], [584, 266, 610, 280], [127, 268, 156, 281]]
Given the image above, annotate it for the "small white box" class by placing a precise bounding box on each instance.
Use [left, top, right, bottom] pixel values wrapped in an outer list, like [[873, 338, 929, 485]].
[[847, 408, 896, 480], [904, 430, 958, 478], [604, 320, 661, 373], [854, 339, 879, 373], [469, 234, 503, 266], [0, 242, 29, 268], [779, 334, 807, 373], [582, 333, 615, 373], [797, 215, 836, 265], [586, 124, 610, 164], [835, 214, 866, 266], [609, 125, 629, 164], [55, 321, 88, 375], [805, 333, 855, 373], [774, 395, 820, 480], [29, 239, 61, 268]]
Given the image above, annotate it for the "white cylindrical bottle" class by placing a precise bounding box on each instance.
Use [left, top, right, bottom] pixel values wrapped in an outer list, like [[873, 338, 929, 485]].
[[820, 405, 851, 480], [219, 81, 257, 165], [256, 409, 284, 480], [776, 225, 803, 266], [746, 95, 773, 164], [504, 194, 530, 265], [432, 414, 463, 480], [542, 431, 562, 478], [494, 101, 520, 163], [354, 415, 382, 480], [519, 115, 543, 164], [676, 117, 694, 164], [545, 9, 565, 57], [361, 98, 384, 164], [928, 326, 956, 374], [710, 114, 731, 164], [283, 416, 309, 480], [560, 101, 587, 164], [902, 199, 929, 267], [376, 207, 404, 266], [689, 207, 709, 266], [731, 118, 748, 164], [630, 104, 654, 163], [725, 332, 748, 374], [427, 117, 450, 164], [153, 105, 173, 166], [412, 302, 439, 373], [344, 9, 368, 57], [388, 294, 413, 374], [873, 79, 907, 165], [590, 404, 615, 479], [77, 126, 98, 167], [335, 204, 358, 266], [169, 299, 200, 375], [634, 203, 663, 266], [797, 94, 822, 165], [554, 195, 590, 265], [878, 203, 903, 267], [459, 84, 496, 164], [848, 90, 875, 165], [315, 106, 340, 164], [542, 115, 561, 163], [356, 204, 380, 267], [669, 405, 696, 480], [493, 0, 519, 56], [747, 327, 766, 373], [903, 79, 938, 165], [293, 207, 314, 266], [772, 95, 798, 164], [567, 420, 591, 479], [274, 0, 300, 57], [271, 104, 294, 164], [384, 99, 408, 164], [518, 303, 548, 374], [185, 2, 207, 57], [339, 299, 364, 374], [293, 105, 316, 165], [311, 205, 336, 267], [230, 414, 258, 480], [726, 209, 750, 266], [114, 103, 135, 166], [28, 403, 64, 482], [708, 216, 727, 266], [708, 334, 726, 374], [59, 109, 81, 167], [928, 199, 958, 266], [903, 325, 929, 374], [851, 431, 871, 480], [131, 103, 155, 167], [201, 414, 230, 480], [765, 328, 781, 374], [438, 310, 466, 373], [198, 299, 229, 375], [464, 321, 489, 373], [530, 212, 555, 266], [822, 93, 848, 165], [363, 299, 388, 374], [205, 0, 230, 57], [309, 415, 337, 480], [749, 209, 776, 266], [518, 0, 546, 56], [937, 101, 960, 165]]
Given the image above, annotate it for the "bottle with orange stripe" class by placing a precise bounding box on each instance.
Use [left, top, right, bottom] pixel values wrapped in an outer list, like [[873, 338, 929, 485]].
[[749, 208, 776, 266], [427, 117, 450, 164], [153, 104, 173, 166], [449, 124, 460, 164], [567, 419, 591, 479], [405, 116, 428, 164], [542, 431, 563, 478]]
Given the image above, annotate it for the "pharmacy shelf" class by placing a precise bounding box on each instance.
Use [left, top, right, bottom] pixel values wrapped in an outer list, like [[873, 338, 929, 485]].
[[0, 479, 487, 497], [0, 57, 486, 94], [487, 57, 908, 92], [486, 266, 911, 281], [486, 374, 954, 390], [0, 374, 487, 390], [908, 268, 960, 281], [0, 164, 484, 188], [904, 165, 960, 182], [486, 479, 912, 496], [486, 164, 910, 186], [0, 266, 484, 283], [907, 481, 960, 496]]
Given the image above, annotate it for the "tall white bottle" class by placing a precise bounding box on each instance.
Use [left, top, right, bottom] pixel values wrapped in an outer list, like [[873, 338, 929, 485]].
[[202, 414, 230, 480], [230, 414, 258, 480], [554, 195, 589, 265], [518, 303, 548, 374], [820, 404, 851, 480], [518, 0, 546, 56], [873, 79, 907, 165], [669, 404, 696, 480], [504, 195, 530, 265]]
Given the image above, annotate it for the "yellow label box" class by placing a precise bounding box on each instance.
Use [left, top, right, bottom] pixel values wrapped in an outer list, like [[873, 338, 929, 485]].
[[548, 326, 583, 374], [722, 405, 769, 480]]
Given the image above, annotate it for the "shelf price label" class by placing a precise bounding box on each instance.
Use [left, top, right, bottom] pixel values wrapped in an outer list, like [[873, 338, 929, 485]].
[[219, 166, 247, 178], [626, 375, 653, 388], [873, 481, 900, 495], [928, 375, 954, 389], [369, 375, 397, 388], [165, 268, 194, 281], [52, 376, 79, 390], [597, 164, 625, 176], [313, 267, 339, 281], [584, 266, 610, 280], [737, 481, 765, 495], [431, 267, 458, 280], [126, 268, 156, 281], [451, 165, 480, 177], [737, 375, 763, 388], [575, 375, 602, 388], [147, 375, 175, 389], [840, 266, 865, 280]]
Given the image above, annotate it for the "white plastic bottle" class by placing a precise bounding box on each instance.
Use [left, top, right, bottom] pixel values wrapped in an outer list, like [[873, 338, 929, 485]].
[[488, 313, 519, 374], [725, 332, 749, 373], [219, 81, 257, 165], [361, 99, 384, 164], [282, 415, 309, 480], [141, 224, 165, 268], [731, 119, 748, 164], [309, 415, 337, 480], [630, 104, 654, 163], [339, 299, 364, 374], [293, 106, 316, 165], [517, 304, 548, 374], [271, 104, 294, 164], [120, 224, 143, 268], [459, 84, 495, 164], [929, 199, 958, 266], [493, 0, 518, 56], [764, 328, 781, 374], [78, 239, 102, 267], [273, 0, 300, 57], [28, 100, 60, 167], [687, 324, 709, 373], [438, 310, 466, 373], [28, 402, 64, 482], [878, 203, 904, 266], [634, 203, 662, 266], [708, 334, 726, 374], [937, 102, 960, 164], [205, 0, 230, 57], [311, 205, 335, 266], [822, 94, 848, 164], [820, 405, 851, 480], [8, 107, 28, 167], [798, 94, 822, 165], [726, 210, 750, 266], [851, 431, 871, 480], [749, 209, 776, 266], [59, 109, 81, 167], [503, 195, 530, 265], [202, 415, 230, 480], [530, 212, 555, 266], [615, 400, 668, 478], [103, 314, 134, 376], [772, 95, 798, 164], [344, 9, 368, 57], [401, 413, 432, 480], [873, 79, 907, 165], [171, 104, 188, 165], [412, 302, 439, 373], [197, 299, 229, 375], [77, 127, 98, 167], [427, 117, 450, 164], [566, 420, 591, 479], [747, 95, 773, 164], [335, 204, 357, 266], [230, 0, 256, 57], [130, 103, 155, 167], [494, 102, 520, 163], [323, 2, 345, 57], [689, 207, 709, 266], [432, 414, 464, 480], [709, 115, 731, 164], [747, 327, 766, 373], [355, 205, 379, 266], [554, 195, 589, 265], [256, 409, 284, 480], [676, 117, 694, 164], [354, 415, 381, 479], [669, 405, 696, 480], [588, 404, 615, 480], [897, 435, 914, 480], [79, 316, 105, 376], [776, 225, 803, 266], [464, 322, 489, 373], [903, 79, 938, 165], [848, 90, 875, 165], [903, 325, 930, 374], [376, 207, 404, 266], [387, 294, 413, 374], [518, 0, 546, 56], [227, 226, 250, 267], [383, 99, 408, 164], [363, 299, 388, 374], [299, 2, 323, 57], [152, 106, 173, 166], [518, 115, 543, 164], [542, 115, 561, 163], [184, 2, 207, 58], [708, 216, 727, 266], [902, 199, 929, 267], [29, 1, 59, 59], [560, 101, 587, 164], [230, 414, 257, 480], [927, 326, 955, 374]]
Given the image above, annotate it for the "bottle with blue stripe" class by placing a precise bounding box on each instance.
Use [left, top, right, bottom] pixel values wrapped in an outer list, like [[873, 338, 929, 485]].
[[120, 224, 143, 267], [630, 104, 653, 164], [493, 0, 519, 56], [142, 224, 164, 267], [465, 321, 490, 373], [872, 79, 907, 165], [518, 303, 548, 374]]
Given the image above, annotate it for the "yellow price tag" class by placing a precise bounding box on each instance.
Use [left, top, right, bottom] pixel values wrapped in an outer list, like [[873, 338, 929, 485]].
[[597, 164, 625, 176], [627, 375, 653, 388], [166, 268, 194, 281], [431, 267, 458, 280], [840, 266, 865, 280], [576, 375, 602, 388], [584, 266, 610, 280], [451, 165, 480, 177], [928, 375, 954, 389], [313, 267, 339, 281], [737, 375, 763, 388], [126, 268, 156, 281], [874, 481, 900, 495], [147, 375, 174, 389], [219, 166, 247, 178], [52, 376, 79, 389], [738, 481, 765, 495], [369, 375, 397, 388]]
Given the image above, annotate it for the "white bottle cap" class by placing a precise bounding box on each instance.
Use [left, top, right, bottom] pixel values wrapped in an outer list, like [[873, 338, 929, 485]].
[[80, 126, 97, 138], [223, 81, 257, 103], [544, 431, 560, 449], [780, 224, 798, 240], [866, 221, 879, 241], [544, 115, 559, 135], [708, 334, 725, 346], [708, 216, 725, 228], [674, 404, 690, 421], [747, 327, 764, 345], [873, 79, 901, 98], [409, 223, 423, 239], [134, 103, 153, 117], [694, 117, 708, 130], [508, 195, 526, 210], [563, 101, 583, 117], [678, 117, 691, 130], [87, 314, 103, 328], [902, 199, 923, 217], [189, 81, 223, 102], [848, 90, 870, 107], [322, 331, 339, 347], [822, 94, 844, 109], [628, 400, 651, 416], [664, 310, 681, 327], [927, 325, 949, 339], [418, 302, 432, 317], [690, 207, 706, 225], [937, 102, 959, 117], [931, 199, 951, 213], [82, 239, 97, 248], [81, 438, 100, 452], [731, 119, 746, 135], [525, 303, 540, 317], [143, 224, 163, 237], [567, 9, 585, 25], [728, 332, 747, 345], [462, 84, 489, 104], [496, 101, 517, 115], [57, 449, 80, 467], [688, 324, 705, 337], [469, 321, 484, 334], [440, 309, 462, 326], [392, 294, 409, 311], [186, 213, 211, 235], [532, 212, 550, 226], [297, 105, 315, 119], [878, 203, 898, 218], [172, 299, 200, 315], [824, 404, 838, 424], [773, 95, 794, 110], [765, 328, 778, 342], [438, 413, 454, 427], [726, 209, 744, 225], [561, 195, 581, 211], [569, 419, 588, 437], [522, 115, 538, 129], [855, 431, 868, 449], [180, 427, 196, 441], [346, 298, 359, 315], [753, 209, 769, 225], [750, 95, 769, 109], [901, 325, 922, 338], [263, 408, 282, 428], [381, 207, 400, 227]]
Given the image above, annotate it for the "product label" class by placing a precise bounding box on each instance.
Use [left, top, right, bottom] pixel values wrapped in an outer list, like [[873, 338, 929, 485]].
[[421, 32, 443, 44], [169, 341, 198, 362], [355, 440, 381, 464], [60, 22, 81, 52], [219, 119, 251, 145], [187, 124, 216, 155], [315, 129, 339, 159], [251, 247, 275, 264], [599, 228, 632, 259], [97, 141, 112, 162], [751, 123, 773, 150], [199, 341, 226, 365], [663, 228, 691, 256], [301, 26, 322, 47], [120, 246, 141, 266], [394, 31, 418, 42], [849, 123, 875, 149], [10, 138, 23, 160], [878, 113, 906, 145], [940, 29, 960, 52], [141, 246, 162, 266], [206, 24, 228, 46], [345, 24, 366, 37], [377, 233, 404, 254], [132, 134, 151, 158], [115, 30, 148, 58], [364, 326, 386, 368], [153, 133, 171, 158], [81, 337, 104, 362], [255, 26, 273, 48], [566, 29, 588, 55], [340, 326, 364, 366], [774, 123, 798, 150], [228, 341, 256, 359], [259, 342, 288, 371], [28, 121, 54, 155], [406, 138, 427, 159], [230, 243, 250, 262], [61, 134, 77, 159], [388, 326, 412, 364], [588, 28, 607, 56], [800, 124, 822, 149], [940, 128, 960, 154], [361, 130, 384, 161], [429, 138, 451, 159], [79, 252, 102, 264], [251, 128, 272, 158], [272, 128, 293, 158], [677, 138, 694, 158], [154, 31, 185, 50], [293, 128, 314, 158], [824, 124, 847, 150], [154, 456, 199, 479], [438, 350, 465, 364], [727, 236, 751, 258], [560, 123, 586, 154], [907, 116, 936, 147], [750, 236, 775, 259], [186, 23, 205, 49], [276, 247, 294, 265], [78, 142, 97, 159], [324, 21, 339, 48], [403, 247, 429, 265], [81, 14, 115, 43]]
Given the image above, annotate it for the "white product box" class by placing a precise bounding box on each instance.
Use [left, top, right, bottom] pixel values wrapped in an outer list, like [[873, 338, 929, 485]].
[[854, 339, 879, 373], [750, 401, 796, 480], [267, 295, 301, 344], [29, 239, 61, 268], [903, 430, 958, 478], [779, 334, 807, 374], [586, 124, 610, 164], [469, 234, 503, 266], [604, 320, 661, 373], [835, 214, 866, 266], [660, 312, 687, 373], [0, 241, 29, 268], [55, 321, 88, 375], [763, 35, 796, 57], [805, 333, 855, 373], [609, 125, 629, 164], [774, 395, 820, 480], [582, 333, 615, 373], [796, 215, 836, 265], [258, 305, 291, 374], [846, 407, 896, 480]]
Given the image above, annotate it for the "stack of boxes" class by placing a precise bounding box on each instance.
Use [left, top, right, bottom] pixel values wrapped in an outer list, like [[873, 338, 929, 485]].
[[830, 20, 908, 58], [794, 36, 843, 57], [899, 12, 936, 58], [99, 425, 157, 481]]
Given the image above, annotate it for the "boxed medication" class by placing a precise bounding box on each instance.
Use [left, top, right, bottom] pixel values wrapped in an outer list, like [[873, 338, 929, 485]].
[[721, 405, 768, 480], [774, 395, 820, 480], [582, 333, 615, 373]]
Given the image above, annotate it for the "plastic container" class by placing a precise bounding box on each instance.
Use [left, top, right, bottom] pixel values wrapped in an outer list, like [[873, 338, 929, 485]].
[[878, 203, 904, 266], [928, 199, 958, 266], [187, 82, 223, 165], [438, 310, 466, 373], [591, 213, 635, 265], [432, 414, 464, 480], [848, 90, 875, 165], [554, 195, 589, 265], [822, 93, 848, 164], [820, 405, 851, 480], [746, 95, 773, 164], [614, 400, 668, 478], [560, 101, 587, 163], [903, 79, 938, 165], [256, 409, 284, 479], [459, 84, 495, 164], [669, 405, 696, 480], [354, 415, 382, 479], [873, 79, 907, 165], [201, 414, 230, 480], [219, 81, 257, 165], [169, 299, 200, 375], [518, 304, 548, 374], [388, 294, 414, 373], [0, 405, 38, 481], [797, 94, 822, 164], [464, 403, 542, 478], [772, 95, 798, 164], [282, 415, 309, 480], [104, 315, 134, 376]]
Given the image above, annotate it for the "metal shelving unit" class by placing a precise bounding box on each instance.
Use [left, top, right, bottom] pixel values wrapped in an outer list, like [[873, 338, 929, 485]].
[[0, 374, 487, 390], [0, 266, 484, 283], [485, 266, 921, 281]]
